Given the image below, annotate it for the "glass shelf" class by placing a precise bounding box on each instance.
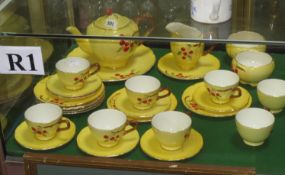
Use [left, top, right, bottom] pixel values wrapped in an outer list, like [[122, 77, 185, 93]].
[[0, 0, 285, 45]]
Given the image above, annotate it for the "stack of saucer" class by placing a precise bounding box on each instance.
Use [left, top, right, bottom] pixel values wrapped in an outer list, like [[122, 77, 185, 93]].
[[0, 75, 32, 104], [34, 74, 105, 114]]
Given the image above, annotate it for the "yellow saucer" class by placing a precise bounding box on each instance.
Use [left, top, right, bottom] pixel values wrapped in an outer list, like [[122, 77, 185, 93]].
[[34, 77, 105, 108], [193, 83, 251, 113], [77, 126, 139, 157], [0, 75, 32, 103], [182, 82, 252, 117], [158, 53, 220, 80], [107, 88, 177, 122], [15, 117, 76, 150], [140, 128, 203, 161], [46, 74, 102, 98], [67, 45, 156, 82]]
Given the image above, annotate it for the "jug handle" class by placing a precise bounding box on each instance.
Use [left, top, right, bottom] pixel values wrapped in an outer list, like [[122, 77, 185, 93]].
[[135, 15, 155, 37], [209, 0, 222, 21]]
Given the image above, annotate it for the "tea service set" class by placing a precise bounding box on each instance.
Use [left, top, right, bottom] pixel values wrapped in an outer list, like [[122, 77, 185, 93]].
[[34, 57, 105, 114], [66, 11, 156, 82], [12, 12, 285, 162]]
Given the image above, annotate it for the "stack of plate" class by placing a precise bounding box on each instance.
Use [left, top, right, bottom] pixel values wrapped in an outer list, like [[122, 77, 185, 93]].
[[34, 74, 105, 114], [0, 75, 32, 104]]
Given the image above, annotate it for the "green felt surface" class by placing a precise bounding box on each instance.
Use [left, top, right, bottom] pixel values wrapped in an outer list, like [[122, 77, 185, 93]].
[[5, 48, 285, 175]]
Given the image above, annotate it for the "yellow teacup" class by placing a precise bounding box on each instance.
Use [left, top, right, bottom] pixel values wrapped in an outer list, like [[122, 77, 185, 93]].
[[226, 31, 266, 58], [88, 109, 137, 148], [24, 103, 70, 141], [125, 75, 171, 110], [204, 70, 241, 104], [257, 79, 285, 113], [232, 51, 274, 86], [56, 57, 100, 90], [152, 111, 191, 151]]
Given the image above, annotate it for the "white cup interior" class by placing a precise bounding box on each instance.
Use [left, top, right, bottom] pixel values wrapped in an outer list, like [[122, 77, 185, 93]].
[[204, 70, 239, 87], [88, 109, 126, 130], [257, 79, 285, 97], [236, 51, 272, 67], [228, 31, 265, 47], [56, 57, 90, 73], [236, 108, 275, 129], [125, 75, 161, 93], [25, 103, 62, 123], [152, 111, 191, 133]]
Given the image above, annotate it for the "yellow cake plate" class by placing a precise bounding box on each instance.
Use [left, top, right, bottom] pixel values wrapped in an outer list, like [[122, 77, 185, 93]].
[[46, 74, 102, 99], [107, 88, 177, 122], [67, 45, 156, 82], [158, 53, 220, 80], [77, 126, 139, 157], [15, 117, 76, 150], [182, 82, 252, 117], [34, 77, 105, 108], [140, 128, 203, 161]]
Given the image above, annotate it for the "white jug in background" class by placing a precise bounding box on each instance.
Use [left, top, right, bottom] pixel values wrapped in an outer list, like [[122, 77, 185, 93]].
[[191, 0, 232, 24]]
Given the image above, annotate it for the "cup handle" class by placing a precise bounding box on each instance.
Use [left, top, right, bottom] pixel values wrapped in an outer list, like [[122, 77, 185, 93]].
[[57, 119, 71, 132], [123, 120, 138, 135], [230, 87, 242, 99], [87, 63, 100, 77], [157, 88, 171, 100]]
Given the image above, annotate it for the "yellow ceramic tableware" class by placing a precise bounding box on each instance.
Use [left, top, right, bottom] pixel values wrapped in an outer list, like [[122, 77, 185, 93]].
[[0, 75, 32, 103], [46, 74, 102, 99], [152, 111, 192, 151], [204, 70, 241, 104], [25, 103, 70, 141], [125, 76, 171, 110], [232, 51, 274, 86], [77, 126, 139, 157], [165, 22, 205, 70], [257, 79, 285, 113], [35, 77, 105, 107], [67, 11, 154, 69], [56, 57, 100, 90], [140, 128, 203, 161], [158, 53, 220, 80], [182, 82, 252, 117], [15, 117, 76, 150], [226, 31, 266, 58], [193, 83, 250, 113], [236, 108, 275, 146], [67, 45, 156, 82], [107, 88, 177, 122]]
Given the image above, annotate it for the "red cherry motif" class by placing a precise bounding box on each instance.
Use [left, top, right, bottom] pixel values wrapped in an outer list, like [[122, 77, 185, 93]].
[[189, 51, 193, 54], [32, 127, 36, 132], [120, 40, 125, 45], [124, 47, 129, 52], [104, 135, 109, 139], [182, 56, 186, 60], [181, 48, 186, 51]]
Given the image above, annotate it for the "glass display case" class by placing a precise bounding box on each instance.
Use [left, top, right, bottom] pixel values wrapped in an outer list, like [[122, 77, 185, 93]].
[[1, 0, 285, 175]]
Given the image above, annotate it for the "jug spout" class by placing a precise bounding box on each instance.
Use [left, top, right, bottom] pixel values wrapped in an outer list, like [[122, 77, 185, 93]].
[[66, 26, 93, 55], [165, 22, 203, 39]]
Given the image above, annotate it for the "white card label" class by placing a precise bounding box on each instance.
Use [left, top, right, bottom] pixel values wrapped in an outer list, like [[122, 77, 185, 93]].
[[0, 46, 45, 75], [105, 19, 117, 29]]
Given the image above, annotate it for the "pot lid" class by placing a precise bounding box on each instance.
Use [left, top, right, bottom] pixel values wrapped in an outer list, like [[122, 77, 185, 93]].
[[93, 9, 131, 30]]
